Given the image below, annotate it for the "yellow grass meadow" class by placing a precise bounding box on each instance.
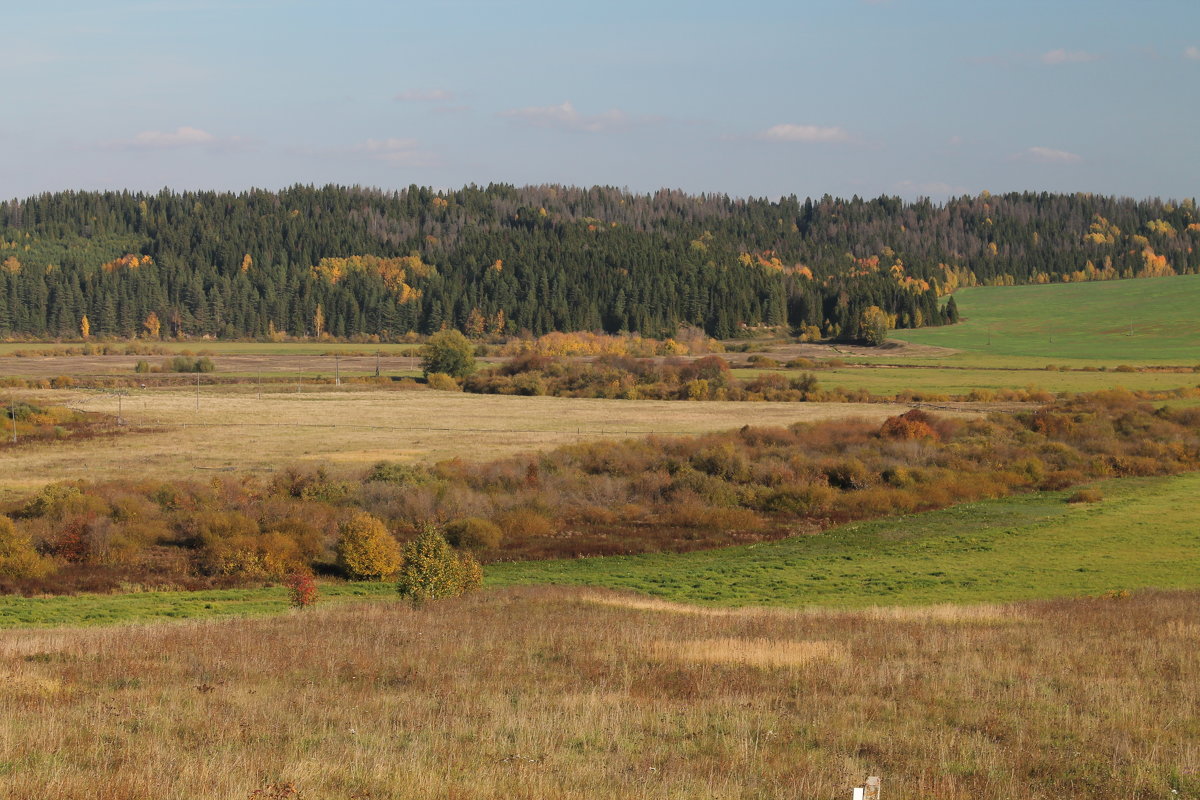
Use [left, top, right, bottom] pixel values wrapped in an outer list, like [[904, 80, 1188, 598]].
[[0, 386, 914, 498]]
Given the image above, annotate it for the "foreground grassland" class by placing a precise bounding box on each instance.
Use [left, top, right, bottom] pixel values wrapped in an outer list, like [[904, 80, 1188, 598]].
[[0, 387, 910, 498], [895, 274, 1200, 364], [3, 471, 1197, 629], [0, 587, 1195, 799], [491, 472, 1200, 606]]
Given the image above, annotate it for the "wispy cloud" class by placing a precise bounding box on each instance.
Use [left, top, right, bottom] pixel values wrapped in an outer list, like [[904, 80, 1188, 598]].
[[106, 126, 251, 151], [1185, 46, 1200, 61], [1041, 49, 1099, 65], [352, 138, 439, 167], [500, 101, 629, 133], [895, 180, 969, 197], [394, 88, 456, 102], [1016, 146, 1083, 164], [758, 123, 850, 143]]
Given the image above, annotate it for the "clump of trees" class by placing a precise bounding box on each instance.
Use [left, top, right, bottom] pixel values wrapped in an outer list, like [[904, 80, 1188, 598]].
[[464, 354, 821, 401]]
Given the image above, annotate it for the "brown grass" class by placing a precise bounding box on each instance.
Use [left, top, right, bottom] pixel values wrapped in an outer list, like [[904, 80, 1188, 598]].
[[654, 637, 849, 667], [0, 387, 916, 499], [0, 586, 1196, 799]]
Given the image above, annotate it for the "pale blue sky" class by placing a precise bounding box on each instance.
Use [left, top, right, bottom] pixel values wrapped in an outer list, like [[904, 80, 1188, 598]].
[[4, 0, 1198, 201]]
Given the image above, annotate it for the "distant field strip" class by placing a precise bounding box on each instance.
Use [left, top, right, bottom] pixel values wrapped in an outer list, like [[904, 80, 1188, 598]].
[[489, 472, 1200, 607], [896, 274, 1200, 363], [0, 388, 913, 497]]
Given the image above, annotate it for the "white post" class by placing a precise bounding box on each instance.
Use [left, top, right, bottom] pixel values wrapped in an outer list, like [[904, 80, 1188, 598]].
[[853, 789, 864, 800], [865, 776, 881, 800]]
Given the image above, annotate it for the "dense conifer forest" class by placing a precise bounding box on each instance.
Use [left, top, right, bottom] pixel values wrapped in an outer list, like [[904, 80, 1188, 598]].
[[0, 185, 1196, 341]]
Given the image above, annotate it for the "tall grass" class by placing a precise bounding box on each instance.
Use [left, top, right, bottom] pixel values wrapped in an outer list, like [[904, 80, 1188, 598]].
[[0, 587, 1195, 799]]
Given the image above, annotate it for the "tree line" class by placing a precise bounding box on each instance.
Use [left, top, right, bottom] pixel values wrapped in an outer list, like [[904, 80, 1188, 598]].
[[0, 185, 1196, 341]]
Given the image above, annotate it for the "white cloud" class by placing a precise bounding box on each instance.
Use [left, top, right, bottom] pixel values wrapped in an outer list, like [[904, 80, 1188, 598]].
[[395, 89, 456, 102], [131, 126, 215, 147], [759, 124, 850, 143], [1017, 146, 1083, 164], [107, 126, 250, 151], [501, 101, 628, 133], [1041, 49, 1098, 65], [1185, 46, 1200, 61], [353, 138, 439, 167]]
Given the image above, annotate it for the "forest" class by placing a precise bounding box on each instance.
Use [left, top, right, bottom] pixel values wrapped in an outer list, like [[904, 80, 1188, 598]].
[[1, 185, 1197, 341]]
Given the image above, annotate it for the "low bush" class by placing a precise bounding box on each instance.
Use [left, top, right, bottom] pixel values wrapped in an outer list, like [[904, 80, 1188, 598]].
[[444, 517, 503, 551]]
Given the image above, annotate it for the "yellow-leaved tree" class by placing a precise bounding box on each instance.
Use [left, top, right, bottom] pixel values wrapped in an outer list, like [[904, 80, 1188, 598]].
[[0, 515, 53, 580], [396, 524, 482, 605], [336, 512, 402, 580]]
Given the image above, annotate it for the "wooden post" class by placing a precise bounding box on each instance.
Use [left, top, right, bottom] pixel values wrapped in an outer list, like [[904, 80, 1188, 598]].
[[864, 776, 881, 800]]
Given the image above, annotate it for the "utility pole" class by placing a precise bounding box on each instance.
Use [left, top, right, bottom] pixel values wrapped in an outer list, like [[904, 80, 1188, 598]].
[[335, 353, 341, 386]]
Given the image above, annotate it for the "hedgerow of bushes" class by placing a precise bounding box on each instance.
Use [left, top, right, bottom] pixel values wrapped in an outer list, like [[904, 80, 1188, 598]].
[[1, 390, 1197, 595]]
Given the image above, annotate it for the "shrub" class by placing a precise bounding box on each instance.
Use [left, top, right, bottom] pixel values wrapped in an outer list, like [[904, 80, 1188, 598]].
[[421, 330, 476, 378], [335, 512, 402, 580], [443, 517, 503, 550], [426, 372, 461, 391], [1067, 487, 1104, 504], [396, 524, 483, 604], [497, 508, 555, 538], [0, 516, 54, 579], [284, 571, 319, 608]]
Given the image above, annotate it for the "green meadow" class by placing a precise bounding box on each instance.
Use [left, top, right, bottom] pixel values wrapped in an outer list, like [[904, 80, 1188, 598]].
[[488, 472, 1200, 607], [735, 365, 1199, 397], [895, 274, 1200, 364]]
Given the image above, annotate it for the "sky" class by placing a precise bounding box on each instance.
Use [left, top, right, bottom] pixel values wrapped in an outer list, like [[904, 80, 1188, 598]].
[[4, 0, 1199, 202]]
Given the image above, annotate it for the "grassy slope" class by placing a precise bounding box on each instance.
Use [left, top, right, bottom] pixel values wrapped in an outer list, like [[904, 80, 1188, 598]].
[[734, 365, 1199, 396], [895, 274, 1200, 363], [488, 472, 1200, 606], [5, 472, 1197, 628]]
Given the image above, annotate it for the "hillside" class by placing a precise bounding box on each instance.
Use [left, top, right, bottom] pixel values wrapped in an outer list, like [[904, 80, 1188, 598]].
[[2, 187, 1197, 341], [897, 274, 1200, 363]]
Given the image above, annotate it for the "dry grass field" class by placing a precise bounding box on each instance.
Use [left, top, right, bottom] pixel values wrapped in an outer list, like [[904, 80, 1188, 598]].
[[0, 387, 914, 498], [0, 586, 1195, 800]]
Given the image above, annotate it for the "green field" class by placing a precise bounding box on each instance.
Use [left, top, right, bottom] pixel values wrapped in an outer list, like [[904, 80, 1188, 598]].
[[489, 472, 1200, 606], [5, 472, 1197, 628], [895, 275, 1200, 364], [736, 365, 1199, 397]]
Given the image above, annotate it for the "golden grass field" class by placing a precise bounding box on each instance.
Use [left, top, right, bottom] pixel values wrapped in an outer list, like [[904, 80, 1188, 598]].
[[0, 386, 915, 498], [0, 586, 1194, 800]]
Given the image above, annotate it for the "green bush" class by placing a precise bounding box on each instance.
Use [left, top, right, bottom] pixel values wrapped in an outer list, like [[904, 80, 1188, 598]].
[[421, 330, 476, 378], [396, 524, 482, 604]]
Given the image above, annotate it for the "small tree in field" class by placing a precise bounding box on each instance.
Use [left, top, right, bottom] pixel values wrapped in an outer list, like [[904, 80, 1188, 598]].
[[284, 571, 319, 608], [396, 524, 483, 605], [336, 512, 402, 580], [420, 330, 476, 378]]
